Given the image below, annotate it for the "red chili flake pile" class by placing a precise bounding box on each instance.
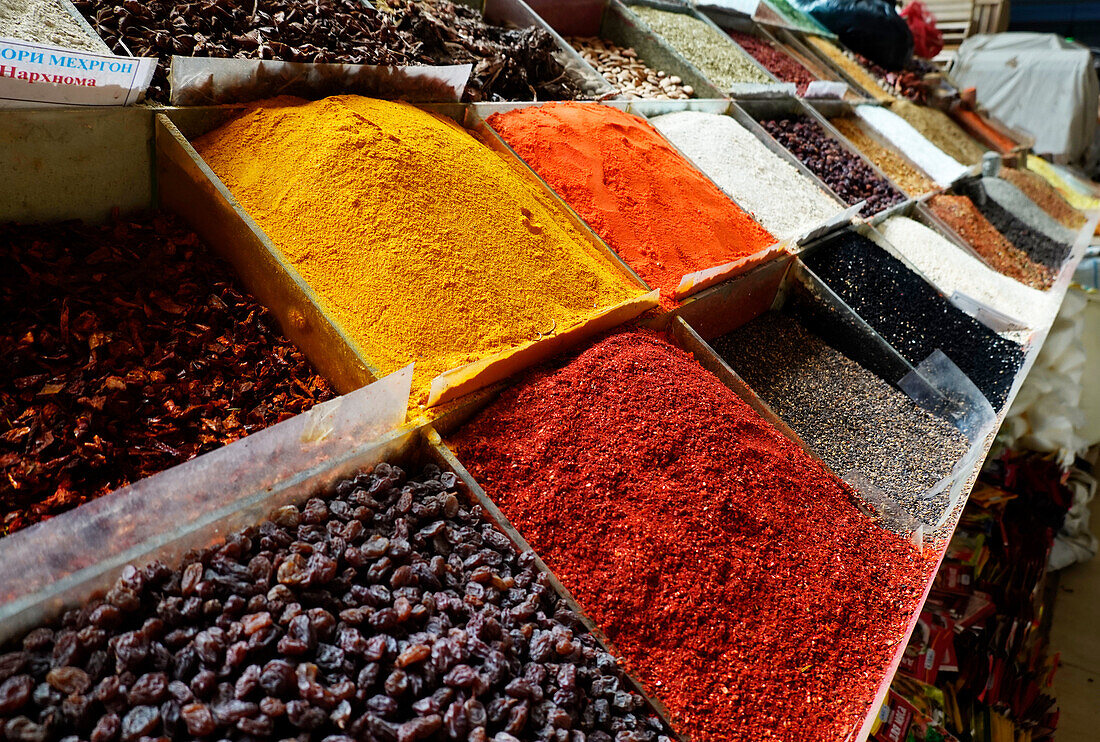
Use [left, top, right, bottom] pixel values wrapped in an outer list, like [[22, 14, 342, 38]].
[[727, 30, 816, 94], [451, 331, 933, 741], [0, 214, 335, 536]]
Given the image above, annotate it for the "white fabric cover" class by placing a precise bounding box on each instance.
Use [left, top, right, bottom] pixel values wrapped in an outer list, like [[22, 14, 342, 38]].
[[952, 33, 1098, 161]]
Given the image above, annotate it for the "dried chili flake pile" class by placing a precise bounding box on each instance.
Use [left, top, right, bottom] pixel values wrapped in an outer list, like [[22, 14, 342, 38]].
[[0, 214, 335, 536], [451, 331, 932, 741]]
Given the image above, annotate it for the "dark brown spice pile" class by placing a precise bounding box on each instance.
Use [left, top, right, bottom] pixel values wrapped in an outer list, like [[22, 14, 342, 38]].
[[0, 463, 669, 742], [73, 0, 581, 102], [0, 214, 335, 536], [761, 115, 905, 216]]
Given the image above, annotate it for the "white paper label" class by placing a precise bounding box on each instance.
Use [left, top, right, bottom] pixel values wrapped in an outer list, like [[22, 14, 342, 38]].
[[804, 80, 848, 99], [0, 37, 154, 108]]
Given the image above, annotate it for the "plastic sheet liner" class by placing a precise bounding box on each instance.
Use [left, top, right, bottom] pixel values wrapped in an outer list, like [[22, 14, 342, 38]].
[[169, 57, 472, 105], [952, 33, 1099, 160], [0, 366, 413, 643]]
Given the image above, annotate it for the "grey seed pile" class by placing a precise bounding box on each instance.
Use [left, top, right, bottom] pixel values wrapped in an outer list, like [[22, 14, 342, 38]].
[[569, 37, 693, 99], [629, 6, 772, 89], [713, 313, 971, 526]]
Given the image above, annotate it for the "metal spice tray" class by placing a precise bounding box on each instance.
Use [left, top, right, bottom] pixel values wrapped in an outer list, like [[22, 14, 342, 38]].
[[0, 371, 682, 738], [734, 95, 915, 220], [469, 99, 789, 301], [780, 29, 891, 102], [162, 103, 658, 408], [528, 0, 729, 99], [807, 99, 943, 201], [618, 0, 792, 97], [456, 0, 616, 100], [702, 14, 870, 103], [625, 97, 856, 245]]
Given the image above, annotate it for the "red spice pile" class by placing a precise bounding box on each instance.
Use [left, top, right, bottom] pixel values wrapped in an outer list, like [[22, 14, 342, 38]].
[[0, 214, 335, 535], [452, 331, 932, 741], [487, 103, 776, 301], [728, 30, 815, 94]]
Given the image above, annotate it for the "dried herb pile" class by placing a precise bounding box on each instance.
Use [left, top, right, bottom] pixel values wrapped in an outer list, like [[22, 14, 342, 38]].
[[73, 0, 581, 102], [0, 214, 335, 536]]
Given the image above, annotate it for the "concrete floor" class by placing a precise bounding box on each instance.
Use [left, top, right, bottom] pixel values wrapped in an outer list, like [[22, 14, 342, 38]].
[[1050, 508, 1100, 740]]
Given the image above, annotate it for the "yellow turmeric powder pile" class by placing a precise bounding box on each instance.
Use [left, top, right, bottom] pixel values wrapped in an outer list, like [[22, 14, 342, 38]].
[[194, 95, 643, 400]]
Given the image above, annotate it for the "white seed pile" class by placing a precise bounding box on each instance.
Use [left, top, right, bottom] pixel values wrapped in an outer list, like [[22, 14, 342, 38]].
[[856, 104, 969, 187], [879, 215, 1057, 333], [0, 0, 101, 51], [570, 37, 693, 100], [651, 110, 842, 239]]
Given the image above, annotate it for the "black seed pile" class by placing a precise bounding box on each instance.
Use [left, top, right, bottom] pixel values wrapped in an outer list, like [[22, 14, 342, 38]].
[[712, 312, 970, 526], [759, 115, 905, 217], [0, 463, 670, 742], [801, 232, 1025, 410], [954, 179, 1073, 272]]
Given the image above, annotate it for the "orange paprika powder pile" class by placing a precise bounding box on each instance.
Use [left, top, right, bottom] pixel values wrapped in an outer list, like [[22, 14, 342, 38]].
[[487, 102, 777, 300]]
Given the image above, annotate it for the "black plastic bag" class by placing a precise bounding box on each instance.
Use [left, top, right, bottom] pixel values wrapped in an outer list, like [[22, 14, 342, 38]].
[[790, 0, 914, 70]]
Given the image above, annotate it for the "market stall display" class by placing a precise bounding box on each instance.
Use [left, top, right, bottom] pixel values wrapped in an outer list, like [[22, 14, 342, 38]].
[[649, 109, 843, 239], [485, 102, 777, 300], [0, 215, 335, 537], [890, 100, 989, 166], [192, 96, 646, 401], [726, 29, 815, 93], [451, 330, 931, 742], [2, 6, 1097, 741], [805, 36, 895, 102]]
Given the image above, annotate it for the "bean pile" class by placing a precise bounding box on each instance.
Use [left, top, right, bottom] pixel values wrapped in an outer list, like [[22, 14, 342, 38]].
[[629, 6, 772, 89], [713, 312, 970, 526], [569, 38, 693, 100], [73, 0, 581, 103], [0, 215, 335, 537], [831, 117, 936, 196], [1000, 168, 1087, 229], [955, 179, 1073, 273], [726, 30, 815, 94], [761, 115, 905, 216], [928, 194, 1054, 290], [0, 463, 669, 742], [803, 232, 1025, 410], [452, 331, 931, 742]]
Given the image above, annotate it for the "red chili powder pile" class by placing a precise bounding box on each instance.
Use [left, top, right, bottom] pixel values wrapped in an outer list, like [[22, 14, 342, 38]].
[[452, 331, 932, 741], [487, 103, 777, 299]]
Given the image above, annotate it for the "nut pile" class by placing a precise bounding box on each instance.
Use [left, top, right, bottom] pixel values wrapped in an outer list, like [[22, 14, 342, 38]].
[[0, 462, 670, 742], [570, 38, 692, 100], [0, 215, 335, 537], [73, 0, 582, 103], [761, 115, 905, 216]]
